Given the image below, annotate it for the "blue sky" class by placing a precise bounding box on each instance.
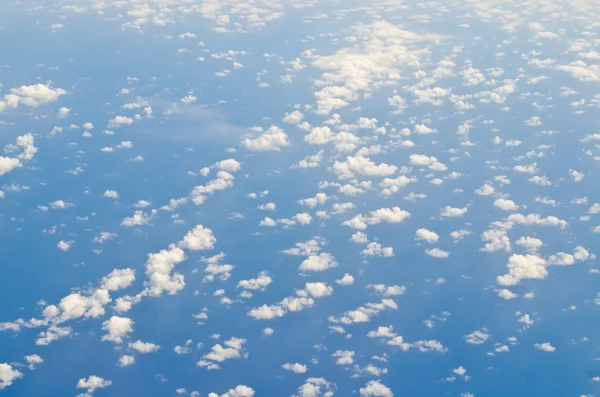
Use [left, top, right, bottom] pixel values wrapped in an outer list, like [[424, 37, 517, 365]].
[[2, 1, 600, 397]]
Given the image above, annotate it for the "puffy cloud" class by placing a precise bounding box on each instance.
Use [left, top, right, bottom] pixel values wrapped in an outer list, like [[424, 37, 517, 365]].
[[237, 272, 272, 291], [534, 342, 556, 352], [76, 375, 112, 394], [242, 126, 289, 151], [416, 228, 439, 243], [121, 210, 154, 227], [208, 385, 255, 397], [0, 363, 23, 390], [293, 150, 323, 169], [5, 83, 66, 108], [118, 355, 135, 367], [465, 329, 490, 345], [480, 229, 511, 253], [475, 184, 495, 195], [143, 246, 187, 296], [217, 159, 242, 172], [426, 248, 449, 259], [198, 337, 247, 370], [293, 378, 334, 397], [298, 193, 328, 208], [101, 316, 134, 344], [283, 238, 325, 256], [108, 116, 134, 128], [129, 340, 160, 354], [282, 363, 308, 374], [497, 254, 547, 286], [497, 289, 518, 300], [368, 284, 406, 297], [336, 273, 355, 286], [248, 304, 286, 320], [299, 253, 338, 272], [35, 325, 72, 346], [302, 282, 333, 298], [441, 206, 468, 217], [360, 380, 393, 397], [332, 155, 397, 180], [179, 225, 216, 251], [332, 350, 355, 365], [307, 21, 442, 115], [507, 213, 568, 228], [362, 242, 394, 257], [103, 190, 119, 199], [100, 269, 135, 291], [57, 240, 73, 251], [493, 199, 519, 211], [516, 237, 543, 253], [24, 354, 43, 370]]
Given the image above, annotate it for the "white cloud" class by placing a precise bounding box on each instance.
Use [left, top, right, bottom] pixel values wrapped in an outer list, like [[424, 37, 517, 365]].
[[237, 272, 272, 291], [100, 268, 135, 291], [441, 206, 468, 217], [76, 375, 112, 394], [465, 329, 490, 345], [129, 340, 160, 354], [416, 228, 439, 243], [58, 107, 70, 118], [4, 83, 66, 108], [336, 273, 355, 286], [208, 385, 255, 397], [362, 242, 394, 257], [0, 364, 23, 390], [108, 116, 134, 128], [534, 342, 556, 352], [332, 350, 355, 365], [121, 210, 154, 227], [426, 248, 449, 258], [493, 199, 519, 211], [179, 225, 216, 251], [360, 380, 393, 397], [118, 355, 135, 367], [101, 316, 134, 344], [497, 254, 547, 286], [57, 240, 73, 251], [497, 289, 518, 300], [282, 363, 307, 374], [299, 253, 338, 272], [103, 190, 119, 199], [242, 126, 289, 151], [293, 378, 334, 397]]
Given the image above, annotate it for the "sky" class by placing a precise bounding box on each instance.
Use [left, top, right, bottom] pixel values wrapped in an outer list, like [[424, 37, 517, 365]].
[[1, 0, 600, 396]]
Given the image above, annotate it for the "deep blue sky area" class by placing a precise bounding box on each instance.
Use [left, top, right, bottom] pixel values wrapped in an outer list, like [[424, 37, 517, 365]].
[[2, 1, 600, 397]]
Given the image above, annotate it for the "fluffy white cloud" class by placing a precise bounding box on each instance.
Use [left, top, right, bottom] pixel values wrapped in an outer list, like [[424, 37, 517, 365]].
[[242, 126, 289, 151], [336, 273, 355, 286], [103, 190, 119, 199], [493, 199, 519, 211], [299, 253, 338, 272], [179, 225, 216, 251], [129, 340, 160, 354], [416, 228, 439, 243], [360, 380, 393, 397], [497, 254, 547, 286], [101, 316, 134, 344], [441, 206, 468, 217], [282, 363, 307, 374], [76, 375, 112, 394], [0, 364, 23, 390], [208, 385, 255, 397], [534, 342, 556, 352], [118, 355, 135, 367], [100, 269, 135, 291]]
